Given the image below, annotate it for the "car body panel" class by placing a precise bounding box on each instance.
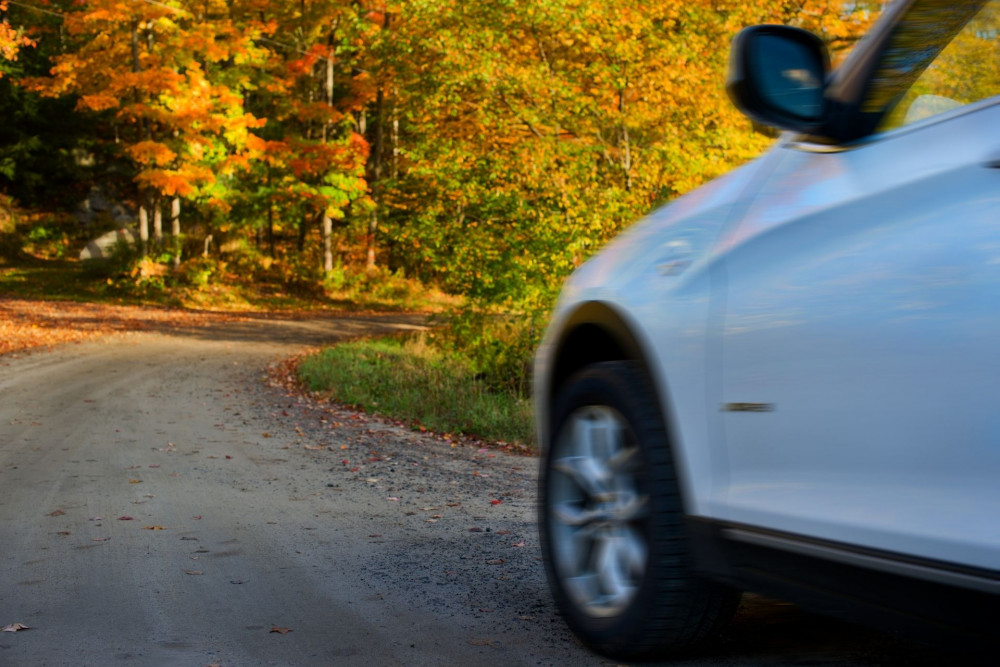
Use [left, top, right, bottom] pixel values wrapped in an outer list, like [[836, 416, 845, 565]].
[[717, 99, 1000, 570]]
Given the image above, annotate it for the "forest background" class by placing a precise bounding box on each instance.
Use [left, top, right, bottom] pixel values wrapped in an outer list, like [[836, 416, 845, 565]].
[[0, 0, 875, 442]]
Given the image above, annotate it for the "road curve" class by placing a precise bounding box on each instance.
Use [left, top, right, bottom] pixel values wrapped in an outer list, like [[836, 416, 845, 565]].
[[0, 314, 966, 666]]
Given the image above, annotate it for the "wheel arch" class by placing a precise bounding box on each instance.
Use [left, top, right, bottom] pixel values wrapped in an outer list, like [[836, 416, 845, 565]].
[[548, 302, 659, 403]]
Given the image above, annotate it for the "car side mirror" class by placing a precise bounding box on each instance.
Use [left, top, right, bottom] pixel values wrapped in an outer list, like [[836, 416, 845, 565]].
[[727, 25, 831, 135]]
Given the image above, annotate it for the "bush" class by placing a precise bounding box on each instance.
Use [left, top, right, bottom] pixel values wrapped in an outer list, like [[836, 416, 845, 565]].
[[298, 333, 535, 447], [435, 307, 546, 398]]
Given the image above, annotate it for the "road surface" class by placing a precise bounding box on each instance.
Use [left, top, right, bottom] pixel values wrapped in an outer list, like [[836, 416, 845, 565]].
[[0, 312, 970, 665]]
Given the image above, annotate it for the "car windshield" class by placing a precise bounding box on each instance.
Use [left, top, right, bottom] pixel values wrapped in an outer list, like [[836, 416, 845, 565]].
[[863, 0, 998, 128]]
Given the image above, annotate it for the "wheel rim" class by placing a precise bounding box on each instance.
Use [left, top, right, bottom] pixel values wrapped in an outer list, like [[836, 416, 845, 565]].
[[548, 405, 649, 617]]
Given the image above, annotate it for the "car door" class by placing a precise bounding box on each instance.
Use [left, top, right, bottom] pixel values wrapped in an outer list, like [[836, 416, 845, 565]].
[[716, 5, 1000, 570]]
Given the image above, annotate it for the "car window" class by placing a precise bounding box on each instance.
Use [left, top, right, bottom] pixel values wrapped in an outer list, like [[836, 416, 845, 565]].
[[876, 0, 1000, 131]]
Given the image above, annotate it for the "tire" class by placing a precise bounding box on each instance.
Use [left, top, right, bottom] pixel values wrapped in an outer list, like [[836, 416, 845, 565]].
[[539, 361, 739, 660]]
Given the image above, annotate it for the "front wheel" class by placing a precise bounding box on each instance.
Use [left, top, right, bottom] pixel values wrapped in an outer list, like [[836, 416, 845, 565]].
[[539, 361, 739, 659]]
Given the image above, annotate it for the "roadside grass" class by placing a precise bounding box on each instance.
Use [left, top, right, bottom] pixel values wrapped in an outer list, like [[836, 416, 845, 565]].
[[297, 334, 535, 450]]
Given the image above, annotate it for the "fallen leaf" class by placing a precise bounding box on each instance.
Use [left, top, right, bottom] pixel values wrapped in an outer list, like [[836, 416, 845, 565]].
[[144, 525, 167, 530], [387, 497, 399, 501], [47, 509, 65, 517], [128, 479, 142, 484], [303, 445, 324, 450], [148, 464, 160, 468], [184, 570, 203, 575], [269, 626, 293, 634], [118, 516, 134, 521], [369, 533, 382, 538], [92, 537, 111, 542], [192, 515, 202, 520], [1, 623, 30, 632], [486, 558, 505, 565], [518, 615, 534, 621], [512, 540, 525, 547], [490, 499, 502, 505], [56, 531, 71, 536], [469, 527, 484, 533]]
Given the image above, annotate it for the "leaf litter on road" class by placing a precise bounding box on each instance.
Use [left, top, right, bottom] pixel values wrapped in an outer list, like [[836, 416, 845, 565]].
[[2, 623, 30, 632]]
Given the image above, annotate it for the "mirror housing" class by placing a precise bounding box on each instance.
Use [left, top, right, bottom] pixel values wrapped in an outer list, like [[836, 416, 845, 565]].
[[727, 25, 831, 136]]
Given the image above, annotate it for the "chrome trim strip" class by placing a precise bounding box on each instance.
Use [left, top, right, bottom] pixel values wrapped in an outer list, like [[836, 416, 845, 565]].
[[721, 402, 775, 413], [724, 527, 1000, 595]]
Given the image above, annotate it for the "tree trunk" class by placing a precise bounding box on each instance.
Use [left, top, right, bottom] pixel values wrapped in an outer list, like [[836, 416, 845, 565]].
[[618, 88, 633, 192], [364, 12, 391, 271], [321, 31, 336, 273], [322, 214, 333, 273], [267, 189, 275, 258], [170, 197, 181, 269], [367, 85, 386, 271], [297, 213, 308, 253], [138, 203, 149, 257], [152, 201, 163, 245]]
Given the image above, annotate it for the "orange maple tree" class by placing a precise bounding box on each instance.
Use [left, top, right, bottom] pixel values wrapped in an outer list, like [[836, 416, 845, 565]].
[[27, 0, 268, 256], [0, 1, 34, 76]]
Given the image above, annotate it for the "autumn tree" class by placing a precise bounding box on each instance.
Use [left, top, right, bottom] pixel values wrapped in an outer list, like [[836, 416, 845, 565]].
[[27, 0, 268, 261], [0, 1, 33, 76], [227, 0, 373, 276]]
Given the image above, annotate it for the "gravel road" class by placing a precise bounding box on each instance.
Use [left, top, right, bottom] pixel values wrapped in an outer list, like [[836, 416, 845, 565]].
[[0, 312, 970, 665]]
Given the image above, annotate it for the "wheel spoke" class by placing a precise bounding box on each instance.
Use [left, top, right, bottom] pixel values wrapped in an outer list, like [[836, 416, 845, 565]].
[[607, 442, 640, 473], [618, 525, 647, 577], [551, 500, 598, 527], [552, 456, 609, 500], [595, 535, 633, 602], [616, 493, 649, 522]]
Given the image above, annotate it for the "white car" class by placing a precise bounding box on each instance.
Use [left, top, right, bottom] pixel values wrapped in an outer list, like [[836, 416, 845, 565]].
[[535, 0, 999, 659]]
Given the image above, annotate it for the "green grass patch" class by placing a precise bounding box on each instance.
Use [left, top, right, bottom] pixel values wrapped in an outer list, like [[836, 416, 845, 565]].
[[297, 334, 535, 449]]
